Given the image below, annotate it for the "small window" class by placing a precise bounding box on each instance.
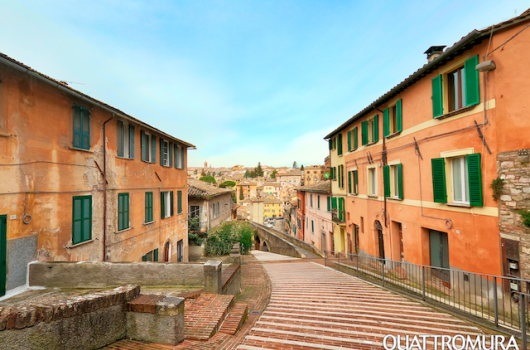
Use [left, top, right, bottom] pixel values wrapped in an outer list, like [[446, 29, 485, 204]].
[[73, 105, 90, 150], [367, 167, 377, 196], [118, 193, 130, 231], [362, 115, 379, 145], [384, 100, 403, 137], [310, 194, 313, 207], [451, 156, 469, 204], [160, 139, 170, 166], [190, 205, 200, 218], [141, 131, 154, 163], [117, 121, 136, 159], [160, 191, 174, 219], [349, 170, 358, 195], [142, 248, 159, 262], [383, 164, 403, 200], [177, 240, 184, 262], [72, 196, 92, 245], [448, 66, 466, 112]]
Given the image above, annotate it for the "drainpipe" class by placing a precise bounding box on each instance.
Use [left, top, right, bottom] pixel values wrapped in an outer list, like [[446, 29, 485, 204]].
[[102, 114, 115, 261], [371, 104, 388, 228]]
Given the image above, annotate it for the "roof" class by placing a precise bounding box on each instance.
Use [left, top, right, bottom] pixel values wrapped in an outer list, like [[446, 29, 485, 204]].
[[239, 181, 257, 186], [297, 181, 331, 194], [263, 182, 281, 187], [277, 171, 302, 176], [188, 179, 234, 199], [0, 51, 195, 148], [324, 8, 530, 139], [264, 198, 282, 205]]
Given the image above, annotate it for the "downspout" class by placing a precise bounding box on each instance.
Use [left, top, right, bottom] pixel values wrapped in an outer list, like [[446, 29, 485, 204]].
[[102, 114, 115, 261], [371, 104, 388, 228]]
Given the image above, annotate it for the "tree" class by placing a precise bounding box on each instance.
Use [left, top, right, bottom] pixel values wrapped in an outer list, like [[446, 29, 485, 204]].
[[249, 170, 256, 178], [244, 170, 250, 178], [207, 171, 211, 176], [300, 165, 304, 171], [239, 186, 244, 200], [199, 176, 216, 184], [201, 170, 206, 177], [255, 162, 264, 177], [194, 169, 198, 175], [293, 161, 298, 168], [271, 170, 277, 179]]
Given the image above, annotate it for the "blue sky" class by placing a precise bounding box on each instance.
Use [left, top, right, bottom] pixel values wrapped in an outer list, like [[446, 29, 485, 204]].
[[1, 0, 528, 167]]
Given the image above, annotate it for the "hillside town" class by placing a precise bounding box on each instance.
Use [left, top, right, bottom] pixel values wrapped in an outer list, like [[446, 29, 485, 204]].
[[1, 4, 530, 350]]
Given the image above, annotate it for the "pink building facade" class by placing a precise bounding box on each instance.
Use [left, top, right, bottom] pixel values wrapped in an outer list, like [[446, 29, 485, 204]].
[[299, 182, 333, 253]]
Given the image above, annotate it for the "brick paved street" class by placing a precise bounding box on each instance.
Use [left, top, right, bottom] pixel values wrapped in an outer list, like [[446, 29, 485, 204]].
[[237, 254, 486, 350]]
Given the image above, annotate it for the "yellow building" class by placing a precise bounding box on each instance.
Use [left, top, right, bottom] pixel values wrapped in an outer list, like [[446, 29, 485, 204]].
[[263, 198, 282, 218]]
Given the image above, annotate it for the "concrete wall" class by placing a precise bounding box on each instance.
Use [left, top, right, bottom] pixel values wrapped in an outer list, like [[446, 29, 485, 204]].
[[29, 261, 205, 288], [6, 235, 37, 290]]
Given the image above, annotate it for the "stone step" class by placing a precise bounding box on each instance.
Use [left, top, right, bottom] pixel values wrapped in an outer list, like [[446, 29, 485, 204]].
[[219, 302, 248, 335], [184, 293, 235, 341]]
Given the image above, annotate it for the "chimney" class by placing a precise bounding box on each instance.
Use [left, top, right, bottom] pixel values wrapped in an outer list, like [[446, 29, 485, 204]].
[[424, 46, 446, 63]]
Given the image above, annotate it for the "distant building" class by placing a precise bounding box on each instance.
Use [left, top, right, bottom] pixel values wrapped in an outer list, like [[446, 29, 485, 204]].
[[277, 171, 302, 187], [188, 179, 234, 232], [298, 181, 333, 253], [302, 165, 328, 186], [264, 198, 282, 218]]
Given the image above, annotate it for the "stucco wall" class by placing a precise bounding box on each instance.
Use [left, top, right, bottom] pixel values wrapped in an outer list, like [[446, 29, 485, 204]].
[[304, 192, 333, 252]]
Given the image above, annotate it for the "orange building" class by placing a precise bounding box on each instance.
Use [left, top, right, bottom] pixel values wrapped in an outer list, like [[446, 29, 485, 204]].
[[325, 10, 530, 282], [0, 52, 194, 297]]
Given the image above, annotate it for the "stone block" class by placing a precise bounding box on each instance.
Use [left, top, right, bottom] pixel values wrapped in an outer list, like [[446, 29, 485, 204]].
[[506, 202, 517, 207], [501, 161, 514, 169], [521, 176, 530, 183], [203, 260, 223, 294], [501, 195, 512, 201]]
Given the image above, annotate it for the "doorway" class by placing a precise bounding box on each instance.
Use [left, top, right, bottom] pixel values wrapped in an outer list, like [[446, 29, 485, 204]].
[[321, 232, 326, 252], [0, 215, 6, 297], [353, 224, 359, 254], [429, 230, 450, 283], [254, 235, 261, 251], [177, 239, 184, 262], [375, 220, 385, 261], [164, 241, 171, 262]]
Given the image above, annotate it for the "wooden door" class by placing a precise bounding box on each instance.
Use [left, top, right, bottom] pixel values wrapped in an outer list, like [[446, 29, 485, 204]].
[[0, 215, 6, 297]]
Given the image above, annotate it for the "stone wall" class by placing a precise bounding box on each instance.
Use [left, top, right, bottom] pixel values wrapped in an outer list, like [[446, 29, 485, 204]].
[[29, 261, 205, 288], [497, 149, 530, 280]]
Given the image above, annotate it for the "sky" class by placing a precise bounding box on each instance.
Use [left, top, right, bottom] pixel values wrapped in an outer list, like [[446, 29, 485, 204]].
[[1, 1, 529, 167]]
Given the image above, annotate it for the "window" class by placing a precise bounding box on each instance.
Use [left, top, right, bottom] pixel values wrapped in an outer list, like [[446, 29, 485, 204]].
[[117, 121, 135, 159], [142, 248, 159, 262], [432, 55, 480, 118], [73, 105, 90, 150], [160, 191, 174, 219], [327, 196, 331, 212], [311, 220, 314, 233], [310, 194, 313, 207], [317, 195, 320, 209], [337, 133, 343, 156], [383, 100, 403, 137], [349, 170, 358, 195], [141, 131, 156, 163], [383, 164, 403, 199], [337, 165, 344, 189], [118, 193, 130, 231], [160, 139, 170, 166], [190, 205, 200, 218], [367, 167, 377, 196], [362, 115, 379, 145], [72, 196, 92, 245], [177, 240, 184, 262], [431, 153, 482, 206], [145, 192, 153, 223], [347, 127, 358, 152]]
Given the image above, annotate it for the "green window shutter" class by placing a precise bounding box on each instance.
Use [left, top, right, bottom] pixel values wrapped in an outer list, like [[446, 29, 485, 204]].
[[178, 191, 183, 214], [431, 158, 447, 203], [383, 108, 390, 137], [333, 137, 336, 150], [169, 142, 173, 167], [464, 55, 480, 107], [354, 170, 359, 194], [348, 171, 352, 194], [432, 75, 444, 118], [141, 131, 147, 161], [154, 249, 159, 262], [161, 192, 166, 219], [396, 99, 403, 133], [337, 133, 343, 156], [145, 192, 153, 223], [341, 165, 344, 188], [354, 127, 358, 150], [151, 136, 157, 164], [327, 196, 330, 211], [129, 125, 135, 159], [118, 193, 129, 231], [467, 153, 483, 207], [383, 165, 390, 198], [318, 195, 320, 209], [329, 139, 332, 150], [312, 220, 314, 232], [73, 106, 82, 148], [142, 254, 148, 262], [332, 197, 337, 209], [117, 121, 124, 157], [397, 164, 404, 200], [72, 196, 92, 245], [160, 138, 164, 165], [181, 147, 185, 169], [330, 167, 334, 180], [347, 131, 351, 152], [170, 191, 174, 216], [373, 114, 379, 142], [338, 198, 344, 221], [174, 144, 178, 169], [118, 194, 123, 230], [125, 194, 129, 230], [361, 121, 368, 145], [338, 166, 341, 187], [81, 108, 90, 150]]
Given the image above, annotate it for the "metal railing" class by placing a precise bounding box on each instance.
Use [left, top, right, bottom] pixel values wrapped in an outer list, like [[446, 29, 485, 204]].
[[323, 251, 530, 341]]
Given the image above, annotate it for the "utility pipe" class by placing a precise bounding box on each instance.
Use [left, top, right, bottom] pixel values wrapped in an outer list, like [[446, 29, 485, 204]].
[[102, 114, 115, 261]]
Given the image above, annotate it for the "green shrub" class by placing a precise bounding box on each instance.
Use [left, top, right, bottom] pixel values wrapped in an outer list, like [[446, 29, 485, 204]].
[[490, 178, 504, 201], [205, 221, 256, 256], [199, 176, 216, 184], [519, 210, 530, 228], [219, 181, 236, 188]]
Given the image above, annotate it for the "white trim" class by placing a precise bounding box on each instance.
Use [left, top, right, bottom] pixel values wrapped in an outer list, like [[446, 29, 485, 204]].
[[440, 148, 474, 158]]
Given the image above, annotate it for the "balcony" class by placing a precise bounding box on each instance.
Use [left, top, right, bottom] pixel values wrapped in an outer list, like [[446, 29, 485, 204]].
[[332, 208, 345, 224]]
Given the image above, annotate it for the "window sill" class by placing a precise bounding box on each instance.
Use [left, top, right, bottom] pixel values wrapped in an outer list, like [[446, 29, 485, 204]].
[[67, 239, 95, 249], [143, 221, 156, 226], [386, 197, 403, 201], [115, 227, 132, 234], [367, 195, 378, 199], [116, 156, 134, 160], [386, 132, 401, 139], [435, 105, 475, 120], [0, 131, 15, 138], [446, 202, 471, 208], [69, 146, 93, 153]]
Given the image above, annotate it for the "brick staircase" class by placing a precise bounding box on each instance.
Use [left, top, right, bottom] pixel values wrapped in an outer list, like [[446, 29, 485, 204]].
[[218, 302, 248, 335], [184, 294, 235, 341]]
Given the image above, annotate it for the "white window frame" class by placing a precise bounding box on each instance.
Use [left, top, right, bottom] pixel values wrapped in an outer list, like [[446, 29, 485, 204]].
[[144, 131, 153, 163], [162, 191, 171, 218], [451, 156, 469, 204], [367, 117, 376, 144], [388, 162, 401, 199], [162, 139, 170, 167], [367, 166, 377, 197]]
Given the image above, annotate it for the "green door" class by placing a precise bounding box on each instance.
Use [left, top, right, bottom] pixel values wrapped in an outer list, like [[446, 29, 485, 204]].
[[0, 215, 6, 297], [429, 230, 450, 283]]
